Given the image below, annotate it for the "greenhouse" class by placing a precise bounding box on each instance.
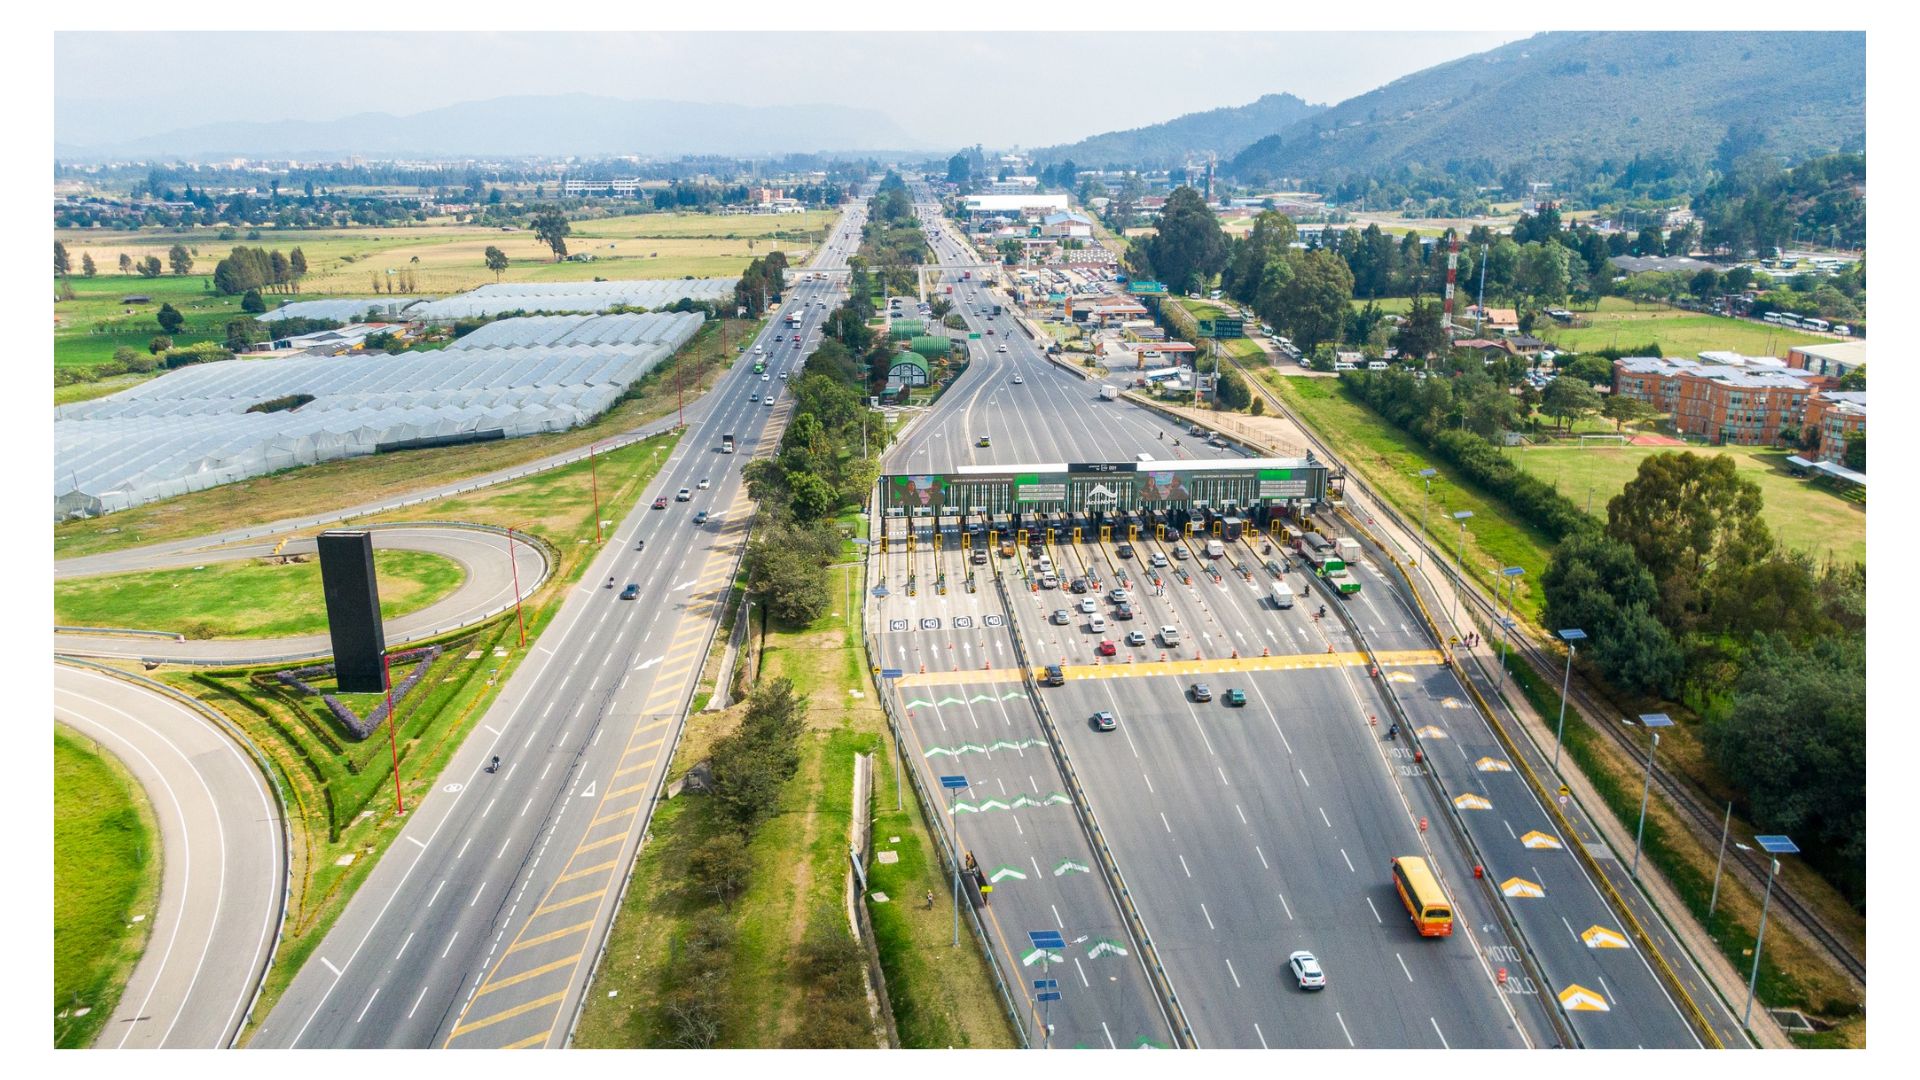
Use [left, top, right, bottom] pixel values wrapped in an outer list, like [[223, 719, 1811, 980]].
[[260, 297, 431, 323], [54, 311, 705, 518], [405, 278, 738, 320]]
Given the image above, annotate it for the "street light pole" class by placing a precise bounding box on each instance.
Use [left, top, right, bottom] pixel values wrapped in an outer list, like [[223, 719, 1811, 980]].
[[1450, 510, 1473, 627], [1745, 857, 1780, 1028], [1707, 801, 1733, 919], [1553, 628, 1587, 777], [1416, 468, 1436, 565], [588, 441, 603, 545], [1632, 713, 1674, 877], [505, 521, 532, 648], [1497, 566, 1524, 691], [950, 786, 961, 948]]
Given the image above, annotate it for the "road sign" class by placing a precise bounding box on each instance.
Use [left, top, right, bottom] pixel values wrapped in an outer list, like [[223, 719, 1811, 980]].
[[939, 775, 969, 790], [1027, 930, 1066, 950], [1755, 835, 1801, 854], [880, 668, 903, 679], [1033, 979, 1058, 990], [1558, 784, 1571, 797], [1037, 991, 1062, 1002]]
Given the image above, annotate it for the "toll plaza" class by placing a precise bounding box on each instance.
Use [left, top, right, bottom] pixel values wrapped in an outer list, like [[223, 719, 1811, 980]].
[[876, 457, 1333, 551]]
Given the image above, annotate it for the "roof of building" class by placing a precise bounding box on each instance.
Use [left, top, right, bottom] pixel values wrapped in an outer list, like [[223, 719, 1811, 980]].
[[964, 194, 1070, 213], [1791, 340, 1867, 366], [1615, 355, 1818, 390], [1698, 350, 1786, 367], [1819, 390, 1867, 413], [1611, 254, 1718, 274], [1042, 211, 1094, 226]]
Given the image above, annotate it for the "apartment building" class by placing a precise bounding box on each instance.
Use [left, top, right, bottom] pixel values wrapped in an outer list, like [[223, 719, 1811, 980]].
[[1613, 356, 1829, 446], [1803, 390, 1867, 463]]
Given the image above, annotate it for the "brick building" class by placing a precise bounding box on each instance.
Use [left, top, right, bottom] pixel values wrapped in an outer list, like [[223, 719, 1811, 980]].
[[1786, 340, 1867, 379], [1803, 391, 1867, 464], [1612, 357, 1829, 446]]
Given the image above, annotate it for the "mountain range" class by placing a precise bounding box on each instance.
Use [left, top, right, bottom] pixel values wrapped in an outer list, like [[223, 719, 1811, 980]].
[[1228, 31, 1864, 182], [54, 93, 921, 160], [1032, 93, 1326, 169]]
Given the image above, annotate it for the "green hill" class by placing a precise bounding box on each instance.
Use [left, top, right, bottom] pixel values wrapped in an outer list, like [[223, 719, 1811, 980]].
[[1229, 31, 1864, 184], [1036, 93, 1326, 170]]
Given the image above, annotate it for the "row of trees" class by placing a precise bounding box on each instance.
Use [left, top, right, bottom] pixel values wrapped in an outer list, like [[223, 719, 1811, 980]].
[[733, 251, 789, 318], [210, 245, 310, 296]]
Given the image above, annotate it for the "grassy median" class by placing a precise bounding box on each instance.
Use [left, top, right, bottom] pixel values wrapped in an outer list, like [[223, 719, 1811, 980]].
[[53, 725, 161, 1049], [56, 548, 463, 639]]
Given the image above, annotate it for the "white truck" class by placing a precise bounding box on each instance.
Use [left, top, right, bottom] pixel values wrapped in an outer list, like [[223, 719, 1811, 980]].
[[1205, 538, 1226, 558], [1336, 538, 1362, 565], [1099, 384, 1120, 401], [1271, 580, 1295, 609]]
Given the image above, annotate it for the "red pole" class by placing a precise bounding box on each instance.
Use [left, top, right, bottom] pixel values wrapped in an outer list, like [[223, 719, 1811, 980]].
[[589, 443, 602, 544], [382, 651, 406, 815], [507, 526, 526, 648]]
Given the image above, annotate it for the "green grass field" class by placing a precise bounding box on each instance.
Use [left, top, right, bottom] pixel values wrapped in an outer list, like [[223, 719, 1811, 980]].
[[1510, 443, 1865, 566], [54, 725, 160, 1049], [1537, 297, 1824, 357], [55, 548, 464, 638]]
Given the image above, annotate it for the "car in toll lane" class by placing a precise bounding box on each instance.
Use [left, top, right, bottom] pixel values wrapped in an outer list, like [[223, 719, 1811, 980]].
[[1189, 683, 1212, 702], [1091, 710, 1118, 732], [1224, 688, 1247, 707], [1095, 640, 1118, 657]]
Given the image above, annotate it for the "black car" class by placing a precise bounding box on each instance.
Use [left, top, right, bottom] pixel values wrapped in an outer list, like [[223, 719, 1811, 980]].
[[1115, 542, 1135, 559], [1070, 577, 1089, 594], [693, 510, 710, 525], [619, 583, 641, 600]]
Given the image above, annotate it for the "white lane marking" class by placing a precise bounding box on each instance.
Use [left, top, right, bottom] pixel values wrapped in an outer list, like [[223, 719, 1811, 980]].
[[407, 984, 430, 1019], [1398, 953, 1414, 982], [1431, 1018, 1450, 1049], [354, 987, 380, 1023], [1255, 845, 1269, 869], [637, 656, 664, 671], [1102, 1022, 1116, 1048], [1341, 849, 1355, 873], [520, 798, 534, 818], [1277, 892, 1293, 920], [427, 880, 446, 907], [1160, 812, 1172, 833], [469, 884, 485, 907], [1298, 768, 1311, 788], [482, 797, 496, 819], [1366, 897, 1382, 924], [1178, 855, 1192, 878], [1319, 807, 1332, 828], [395, 932, 415, 961], [441, 931, 460, 958], [408, 835, 427, 849], [1201, 904, 1216, 931], [1254, 1023, 1269, 1049], [1234, 804, 1248, 825], [1224, 958, 1242, 988], [1336, 1012, 1355, 1047], [320, 957, 342, 977]]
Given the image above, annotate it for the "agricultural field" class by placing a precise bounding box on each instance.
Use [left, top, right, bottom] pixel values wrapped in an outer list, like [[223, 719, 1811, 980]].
[[1510, 443, 1865, 566], [1535, 297, 1824, 357], [54, 271, 283, 370], [55, 548, 464, 639]]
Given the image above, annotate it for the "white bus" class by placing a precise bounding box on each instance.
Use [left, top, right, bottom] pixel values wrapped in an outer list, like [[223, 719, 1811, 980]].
[[1803, 317, 1831, 332]]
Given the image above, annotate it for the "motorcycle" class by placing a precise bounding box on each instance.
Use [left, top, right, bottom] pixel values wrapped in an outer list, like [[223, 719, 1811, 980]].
[[487, 755, 500, 774], [605, 576, 615, 589]]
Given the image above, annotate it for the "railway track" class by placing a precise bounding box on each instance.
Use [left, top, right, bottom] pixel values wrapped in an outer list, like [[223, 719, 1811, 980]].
[[1227, 356, 1867, 992]]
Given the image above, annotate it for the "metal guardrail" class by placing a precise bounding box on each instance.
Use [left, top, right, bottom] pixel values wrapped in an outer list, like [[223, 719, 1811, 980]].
[[55, 625, 183, 640], [55, 657, 294, 1048], [991, 572, 1193, 1049], [1340, 513, 1729, 1049]]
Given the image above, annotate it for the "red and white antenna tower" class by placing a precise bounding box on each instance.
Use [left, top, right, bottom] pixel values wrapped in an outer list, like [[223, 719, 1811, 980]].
[[1440, 233, 1461, 338]]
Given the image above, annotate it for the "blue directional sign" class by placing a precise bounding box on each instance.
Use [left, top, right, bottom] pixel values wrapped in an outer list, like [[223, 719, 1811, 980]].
[[1639, 712, 1676, 728], [881, 668, 903, 680], [1754, 835, 1800, 854], [940, 775, 970, 790], [1028, 930, 1066, 950], [1037, 991, 1062, 1002], [1033, 979, 1058, 990]]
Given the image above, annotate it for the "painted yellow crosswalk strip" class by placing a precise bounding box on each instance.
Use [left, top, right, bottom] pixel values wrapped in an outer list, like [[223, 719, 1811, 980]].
[[473, 955, 582, 998], [533, 887, 608, 918], [502, 1032, 549, 1050], [554, 859, 619, 886], [449, 991, 567, 1038]]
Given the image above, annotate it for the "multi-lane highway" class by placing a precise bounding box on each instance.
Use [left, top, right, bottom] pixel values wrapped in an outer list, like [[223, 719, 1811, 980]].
[[244, 203, 870, 1048], [864, 180, 1720, 1048], [54, 664, 285, 1048]]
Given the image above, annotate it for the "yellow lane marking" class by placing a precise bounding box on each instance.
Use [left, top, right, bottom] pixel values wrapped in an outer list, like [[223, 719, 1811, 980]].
[[628, 736, 665, 753], [554, 859, 619, 886], [566, 832, 625, 858], [613, 758, 658, 780], [533, 887, 608, 918], [448, 991, 567, 1039], [631, 718, 669, 735], [502, 1031, 550, 1050], [502, 920, 594, 956], [605, 779, 653, 800], [589, 805, 639, 829], [472, 954, 581, 998]]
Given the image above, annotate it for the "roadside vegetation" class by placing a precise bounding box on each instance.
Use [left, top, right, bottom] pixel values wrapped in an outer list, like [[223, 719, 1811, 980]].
[[56, 549, 463, 639], [54, 725, 161, 1049]]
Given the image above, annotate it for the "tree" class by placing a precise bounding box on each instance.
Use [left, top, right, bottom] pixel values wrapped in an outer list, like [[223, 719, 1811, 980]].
[[1222, 210, 1296, 303], [746, 528, 831, 624], [225, 316, 264, 350], [1142, 186, 1227, 295], [168, 244, 194, 276], [1264, 248, 1353, 351], [691, 834, 753, 911], [996, 237, 1022, 265], [531, 208, 571, 261], [1601, 393, 1655, 433], [1843, 431, 1865, 471], [54, 241, 70, 277], [148, 335, 173, 355], [483, 245, 509, 281], [138, 255, 163, 278], [1541, 531, 1683, 696], [1513, 241, 1572, 305], [945, 153, 971, 186], [118, 253, 133, 274], [155, 303, 185, 335], [1605, 452, 1772, 633], [1397, 296, 1447, 361], [288, 247, 308, 290], [81, 253, 96, 278], [241, 288, 267, 314]]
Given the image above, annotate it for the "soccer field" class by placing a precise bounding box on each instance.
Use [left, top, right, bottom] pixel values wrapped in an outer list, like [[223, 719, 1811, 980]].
[[1510, 443, 1865, 566]]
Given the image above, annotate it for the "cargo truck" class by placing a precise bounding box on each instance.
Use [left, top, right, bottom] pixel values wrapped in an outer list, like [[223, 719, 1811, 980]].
[[1270, 580, 1294, 609], [1336, 538, 1361, 565], [1098, 384, 1120, 401], [721, 434, 735, 454]]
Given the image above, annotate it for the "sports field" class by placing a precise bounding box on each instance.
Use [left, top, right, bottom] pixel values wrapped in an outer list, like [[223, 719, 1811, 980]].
[[1535, 297, 1825, 357], [1510, 442, 1865, 565]]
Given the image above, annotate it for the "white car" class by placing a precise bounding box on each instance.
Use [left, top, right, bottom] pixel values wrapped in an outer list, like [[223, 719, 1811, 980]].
[[997, 344, 1007, 353], [1288, 951, 1326, 990], [697, 478, 711, 490], [1012, 374, 1024, 385]]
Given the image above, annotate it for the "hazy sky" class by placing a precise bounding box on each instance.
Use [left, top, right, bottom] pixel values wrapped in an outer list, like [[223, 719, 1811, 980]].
[[56, 31, 1529, 149]]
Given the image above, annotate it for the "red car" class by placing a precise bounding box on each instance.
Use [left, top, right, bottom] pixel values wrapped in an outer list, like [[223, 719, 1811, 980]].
[[1096, 640, 1118, 657], [652, 496, 668, 509]]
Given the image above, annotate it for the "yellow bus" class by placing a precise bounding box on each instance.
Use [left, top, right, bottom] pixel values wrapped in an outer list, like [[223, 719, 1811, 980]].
[[1390, 856, 1454, 937]]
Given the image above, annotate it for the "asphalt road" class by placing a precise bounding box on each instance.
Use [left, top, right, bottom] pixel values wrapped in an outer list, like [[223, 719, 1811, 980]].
[[54, 525, 549, 664], [54, 664, 285, 1049], [248, 207, 867, 1048]]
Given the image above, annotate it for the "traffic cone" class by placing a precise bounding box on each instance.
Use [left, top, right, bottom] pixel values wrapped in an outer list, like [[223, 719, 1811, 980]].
[[1262, 647, 1270, 657], [1231, 649, 1239, 659], [1327, 644, 1334, 654], [919, 663, 925, 673]]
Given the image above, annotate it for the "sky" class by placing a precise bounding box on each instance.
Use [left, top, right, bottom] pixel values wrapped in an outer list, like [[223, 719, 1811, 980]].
[[55, 31, 1529, 151]]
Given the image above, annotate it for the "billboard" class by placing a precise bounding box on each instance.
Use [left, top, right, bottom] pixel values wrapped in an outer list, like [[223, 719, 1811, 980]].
[[1258, 468, 1311, 499], [1014, 474, 1066, 502], [890, 474, 948, 509], [1198, 318, 1245, 339], [1128, 281, 1168, 295]]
